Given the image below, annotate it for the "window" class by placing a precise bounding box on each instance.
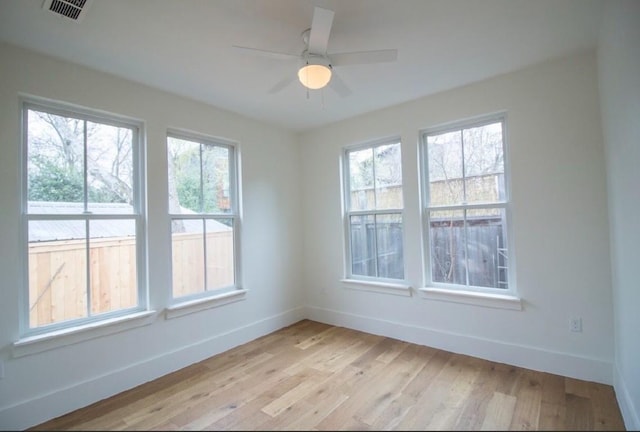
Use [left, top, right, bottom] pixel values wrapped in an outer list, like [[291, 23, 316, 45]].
[[343, 140, 404, 281], [22, 101, 145, 335], [421, 114, 511, 292], [167, 132, 239, 301]]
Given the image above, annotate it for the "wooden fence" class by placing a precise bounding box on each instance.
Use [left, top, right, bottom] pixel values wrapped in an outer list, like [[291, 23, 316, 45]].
[[28, 231, 233, 328], [171, 231, 234, 298]]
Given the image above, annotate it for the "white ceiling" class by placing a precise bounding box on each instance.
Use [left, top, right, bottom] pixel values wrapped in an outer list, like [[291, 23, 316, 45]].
[[0, 0, 603, 132]]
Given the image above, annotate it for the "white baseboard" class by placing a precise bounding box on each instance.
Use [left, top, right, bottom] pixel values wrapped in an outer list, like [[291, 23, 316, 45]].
[[614, 362, 640, 431], [304, 305, 613, 385], [0, 307, 305, 431]]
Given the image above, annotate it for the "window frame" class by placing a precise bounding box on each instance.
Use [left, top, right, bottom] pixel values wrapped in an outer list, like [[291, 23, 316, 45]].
[[20, 97, 147, 338], [342, 137, 407, 285], [166, 129, 241, 304], [419, 113, 516, 297]]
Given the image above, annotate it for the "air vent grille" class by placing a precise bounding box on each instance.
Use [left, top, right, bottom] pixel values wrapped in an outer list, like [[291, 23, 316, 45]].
[[43, 0, 91, 21]]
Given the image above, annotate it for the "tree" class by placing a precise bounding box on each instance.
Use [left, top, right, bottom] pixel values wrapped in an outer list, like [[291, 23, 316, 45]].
[[27, 110, 133, 205], [28, 156, 83, 202], [426, 121, 506, 287]]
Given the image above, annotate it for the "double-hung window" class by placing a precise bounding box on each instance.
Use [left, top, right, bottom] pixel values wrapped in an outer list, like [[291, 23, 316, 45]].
[[343, 140, 404, 281], [421, 114, 512, 293], [22, 100, 145, 335], [167, 131, 239, 301]]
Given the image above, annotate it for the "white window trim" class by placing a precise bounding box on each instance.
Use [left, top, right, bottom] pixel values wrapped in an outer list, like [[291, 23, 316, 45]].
[[20, 96, 148, 338], [419, 112, 519, 300], [340, 279, 412, 297], [166, 129, 242, 304], [418, 287, 521, 310], [13, 310, 158, 358], [342, 137, 407, 285], [165, 288, 248, 319]]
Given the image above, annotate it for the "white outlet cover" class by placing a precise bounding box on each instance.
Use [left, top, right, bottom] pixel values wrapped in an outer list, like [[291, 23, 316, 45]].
[[571, 318, 582, 332]]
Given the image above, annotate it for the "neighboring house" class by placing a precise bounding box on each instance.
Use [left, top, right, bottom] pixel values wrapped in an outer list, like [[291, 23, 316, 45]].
[[28, 201, 230, 242]]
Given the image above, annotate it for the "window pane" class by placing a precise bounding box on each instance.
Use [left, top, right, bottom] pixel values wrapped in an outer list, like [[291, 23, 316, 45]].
[[376, 214, 404, 279], [429, 210, 466, 285], [202, 145, 231, 214], [463, 122, 505, 204], [349, 148, 375, 211], [168, 137, 202, 213], [28, 220, 87, 328], [350, 215, 375, 277], [205, 218, 234, 290], [466, 208, 508, 289], [87, 122, 134, 213], [89, 219, 138, 314], [374, 143, 403, 209], [427, 131, 463, 206], [171, 218, 205, 298], [27, 110, 85, 213]]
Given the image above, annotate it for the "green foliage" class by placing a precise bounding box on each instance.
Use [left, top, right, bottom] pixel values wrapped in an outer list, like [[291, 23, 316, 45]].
[[28, 158, 83, 202], [28, 157, 127, 204], [175, 170, 201, 212], [171, 144, 225, 213]]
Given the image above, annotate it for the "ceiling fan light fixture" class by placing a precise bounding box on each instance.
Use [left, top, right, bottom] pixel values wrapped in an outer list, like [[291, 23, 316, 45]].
[[298, 57, 332, 90]]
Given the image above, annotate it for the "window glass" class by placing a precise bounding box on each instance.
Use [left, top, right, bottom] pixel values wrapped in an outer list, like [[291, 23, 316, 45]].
[[24, 103, 143, 333], [424, 118, 510, 291], [345, 141, 404, 281], [168, 133, 238, 300]]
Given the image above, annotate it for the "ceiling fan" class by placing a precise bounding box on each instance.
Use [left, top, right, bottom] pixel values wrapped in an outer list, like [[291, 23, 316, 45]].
[[232, 6, 398, 97]]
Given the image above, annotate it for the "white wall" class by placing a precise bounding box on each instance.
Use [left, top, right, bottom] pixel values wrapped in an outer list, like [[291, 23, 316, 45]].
[[598, 1, 640, 429], [0, 42, 303, 430], [299, 51, 614, 385]]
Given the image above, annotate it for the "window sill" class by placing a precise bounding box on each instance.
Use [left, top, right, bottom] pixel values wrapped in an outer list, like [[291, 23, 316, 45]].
[[341, 279, 412, 297], [13, 310, 158, 358], [418, 287, 522, 310], [165, 289, 248, 319]]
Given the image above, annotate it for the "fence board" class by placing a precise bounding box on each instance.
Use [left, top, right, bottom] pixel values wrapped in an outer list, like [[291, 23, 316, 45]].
[[27, 230, 233, 328]]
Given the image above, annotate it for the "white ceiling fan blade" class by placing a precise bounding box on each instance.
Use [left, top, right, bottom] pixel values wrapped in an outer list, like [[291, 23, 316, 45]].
[[268, 75, 296, 94], [330, 49, 398, 67], [232, 45, 299, 61], [329, 72, 351, 98], [307, 7, 334, 55]]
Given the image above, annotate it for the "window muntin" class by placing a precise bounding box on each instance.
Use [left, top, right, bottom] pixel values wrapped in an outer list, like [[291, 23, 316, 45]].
[[167, 133, 238, 301], [344, 141, 404, 281], [23, 102, 145, 334], [422, 117, 510, 292]]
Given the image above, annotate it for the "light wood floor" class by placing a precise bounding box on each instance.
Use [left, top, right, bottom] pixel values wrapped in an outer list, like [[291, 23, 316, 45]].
[[32, 320, 625, 431]]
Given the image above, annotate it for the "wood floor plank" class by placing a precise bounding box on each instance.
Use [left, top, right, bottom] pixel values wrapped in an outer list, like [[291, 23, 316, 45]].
[[566, 393, 595, 430], [401, 347, 448, 401], [355, 344, 432, 426], [31, 320, 626, 432], [261, 369, 329, 417], [368, 392, 416, 430], [294, 325, 341, 350], [509, 369, 543, 430], [395, 352, 471, 430], [349, 336, 403, 369], [423, 355, 484, 430], [481, 391, 517, 430], [588, 381, 626, 430], [538, 372, 567, 431], [453, 360, 507, 430]]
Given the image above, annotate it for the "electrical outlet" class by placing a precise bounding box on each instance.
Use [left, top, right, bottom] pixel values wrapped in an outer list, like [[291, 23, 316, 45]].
[[570, 317, 582, 332]]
